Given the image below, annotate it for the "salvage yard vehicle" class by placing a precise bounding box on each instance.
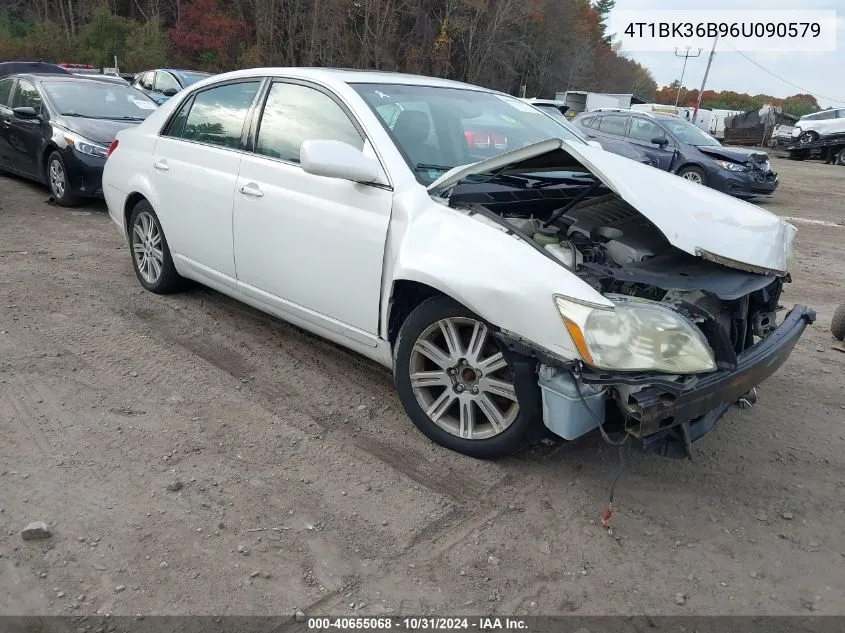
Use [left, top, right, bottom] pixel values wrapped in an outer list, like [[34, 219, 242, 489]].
[[573, 109, 780, 199], [102, 68, 814, 460], [131, 68, 213, 104], [0, 73, 159, 205], [791, 108, 845, 145], [521, 98, 657, 167]]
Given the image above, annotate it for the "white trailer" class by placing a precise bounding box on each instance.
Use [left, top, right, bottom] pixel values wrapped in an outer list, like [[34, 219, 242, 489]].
[[709, 109, 743, 139], [554, 91, 635, 114]]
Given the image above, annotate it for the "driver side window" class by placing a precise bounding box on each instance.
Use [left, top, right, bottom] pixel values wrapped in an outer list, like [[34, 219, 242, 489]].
[[628, 118, 664, 142], [11, 80, 43, 114]]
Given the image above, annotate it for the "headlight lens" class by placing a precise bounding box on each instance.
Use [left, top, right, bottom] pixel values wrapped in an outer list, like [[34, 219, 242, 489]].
[[715, 160, 747, 172], [63, 132, 109, 158], [555, 295, 717, 374]]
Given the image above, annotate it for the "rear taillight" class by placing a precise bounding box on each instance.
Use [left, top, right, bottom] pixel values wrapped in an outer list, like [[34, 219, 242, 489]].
[[106, 139, 118, 159]]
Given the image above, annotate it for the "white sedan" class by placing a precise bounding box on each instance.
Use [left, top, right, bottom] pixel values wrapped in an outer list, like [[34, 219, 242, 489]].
[[102, 68, 814, 460]]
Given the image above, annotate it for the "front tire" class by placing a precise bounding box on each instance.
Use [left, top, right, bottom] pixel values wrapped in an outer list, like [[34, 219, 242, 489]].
[[677, 165, 707, 186], [799, 131, 819, 145], [393, 295, 539, 459], [128, 200, 183, 294], [832, 303, 845, 341], [47, 151, 79, 207]]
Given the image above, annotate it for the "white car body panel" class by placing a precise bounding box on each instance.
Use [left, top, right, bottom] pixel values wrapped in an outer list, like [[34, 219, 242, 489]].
[[792, 108, 845, 139], [103, 67, 795, 374]]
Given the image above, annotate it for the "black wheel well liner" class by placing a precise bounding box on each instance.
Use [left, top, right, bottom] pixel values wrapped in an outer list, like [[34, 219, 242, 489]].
[[387, 280, 444, 346], [39, 144, 59, 183], [123, 192, 148, 238]]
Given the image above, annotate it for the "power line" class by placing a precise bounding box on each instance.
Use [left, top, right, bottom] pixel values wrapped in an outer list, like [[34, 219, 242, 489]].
[[723, 42, 845, 106]]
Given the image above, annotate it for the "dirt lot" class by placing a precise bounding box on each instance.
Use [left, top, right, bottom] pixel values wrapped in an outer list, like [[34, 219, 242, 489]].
[[1, 157, 844, 618]]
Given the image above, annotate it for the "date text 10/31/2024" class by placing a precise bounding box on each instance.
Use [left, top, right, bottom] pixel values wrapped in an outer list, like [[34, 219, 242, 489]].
[[307, 617, 529, 630]]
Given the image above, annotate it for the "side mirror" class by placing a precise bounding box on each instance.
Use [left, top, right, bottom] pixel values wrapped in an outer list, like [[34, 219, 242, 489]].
[[162, 88, 178, 97], [300, 139, 380, 183], [13, 106, 39, 120], [587, 140, 603, 149], [651, 136, 669, 148]]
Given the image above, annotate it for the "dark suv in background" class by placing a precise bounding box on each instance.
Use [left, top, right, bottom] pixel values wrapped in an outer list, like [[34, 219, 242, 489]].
[[573, 109, 779, 198]]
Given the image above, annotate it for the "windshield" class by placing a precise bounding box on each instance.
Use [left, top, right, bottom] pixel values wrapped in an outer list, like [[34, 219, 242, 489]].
[[660, 118, 721, 146], [175, 71, 211, 87], [530, 104, 588, 142], [351, 83, 585, 184], [43, 81, 158, 120]]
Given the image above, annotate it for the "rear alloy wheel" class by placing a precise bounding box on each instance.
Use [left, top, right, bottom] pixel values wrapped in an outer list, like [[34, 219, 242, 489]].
[[394, 296, 538, 459], [678, 165, 707, 186], [128, 200, 183, 294], [47, 151, 79, 207]]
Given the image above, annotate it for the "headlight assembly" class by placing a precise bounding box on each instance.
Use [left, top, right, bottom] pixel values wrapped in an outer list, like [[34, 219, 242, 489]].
[[554, 295, 717, 374], [715, 160, 747, 172], [63, 131, 109, 159]]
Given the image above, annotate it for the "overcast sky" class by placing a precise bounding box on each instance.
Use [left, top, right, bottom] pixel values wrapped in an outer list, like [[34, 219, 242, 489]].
[[610, 0, 845, 108]]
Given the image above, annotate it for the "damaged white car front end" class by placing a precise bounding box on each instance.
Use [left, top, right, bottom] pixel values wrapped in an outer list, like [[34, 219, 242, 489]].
[[397, 138, 814, 459]]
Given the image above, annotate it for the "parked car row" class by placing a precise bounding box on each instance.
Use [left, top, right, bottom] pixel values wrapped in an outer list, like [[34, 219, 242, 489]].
[[99, 67, 812, 460], [0, 64, 212, 204]]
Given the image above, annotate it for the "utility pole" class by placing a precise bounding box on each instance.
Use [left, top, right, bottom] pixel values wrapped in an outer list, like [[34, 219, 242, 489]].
[[673, 47, 702, 106], [693, 35, 719, 123]]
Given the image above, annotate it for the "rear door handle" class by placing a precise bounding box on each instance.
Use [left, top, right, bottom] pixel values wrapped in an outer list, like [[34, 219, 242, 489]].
[[238, 184, 264, 198], [153, 160, 169, 171]]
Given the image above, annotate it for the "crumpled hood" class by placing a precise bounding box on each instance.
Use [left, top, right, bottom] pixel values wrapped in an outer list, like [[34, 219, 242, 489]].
[[429, 139, 795, 274], [696, 145, 769, 164]]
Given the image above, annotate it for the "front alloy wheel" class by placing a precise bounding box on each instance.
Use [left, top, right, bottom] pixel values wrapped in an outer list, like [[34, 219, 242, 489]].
[[394, 296, 539, 458], [47, 151, 78, 206]]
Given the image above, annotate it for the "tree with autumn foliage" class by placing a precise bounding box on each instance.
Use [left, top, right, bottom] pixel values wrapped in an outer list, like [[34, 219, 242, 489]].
[[168, 0, 247, 71], [0, 0, 658, 98], [655, 81, 821, 117]]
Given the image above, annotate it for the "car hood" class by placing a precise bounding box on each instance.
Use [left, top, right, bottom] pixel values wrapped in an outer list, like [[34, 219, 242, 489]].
[[695, 145, 769, 163], [58, 117, 143, 146], [428, 138, 795, 274]]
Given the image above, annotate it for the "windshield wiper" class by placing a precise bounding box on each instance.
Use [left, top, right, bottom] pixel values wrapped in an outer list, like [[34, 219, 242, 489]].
[[415, 163, 453, 172], [105, 116, 145, 121], [59, 112, 87, 118]]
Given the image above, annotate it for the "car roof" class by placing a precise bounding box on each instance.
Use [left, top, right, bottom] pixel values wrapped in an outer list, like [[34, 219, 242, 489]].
[[160, 68, 212, 75], [190, 67, 496, 92]]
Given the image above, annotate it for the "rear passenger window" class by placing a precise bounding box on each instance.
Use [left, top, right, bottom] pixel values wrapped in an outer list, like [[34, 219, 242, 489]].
[[598, 115, 628, 135], [0, 78, 13, 107], [166, 81, 260, 149], [255, 82, 363, 163]]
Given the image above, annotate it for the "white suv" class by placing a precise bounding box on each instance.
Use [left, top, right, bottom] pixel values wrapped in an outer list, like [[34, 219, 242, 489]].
[[101, 67, 812, 460], [791, 108, 845, 144]]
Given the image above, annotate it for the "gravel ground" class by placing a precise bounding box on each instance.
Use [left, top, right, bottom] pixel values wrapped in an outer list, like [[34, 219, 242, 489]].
[[1, 157, 844, 617]]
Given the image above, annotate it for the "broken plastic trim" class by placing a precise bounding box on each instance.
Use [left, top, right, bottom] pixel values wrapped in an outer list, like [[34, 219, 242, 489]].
[[696, 247, 787, 277]]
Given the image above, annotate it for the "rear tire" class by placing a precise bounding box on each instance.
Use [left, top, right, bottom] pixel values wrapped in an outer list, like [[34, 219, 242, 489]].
[[832, 303, 845, 341], [46, 151, 80, 207], [677, 165, 707, 186], [128, 200, 183, 294], [393, 295, 541, 459]]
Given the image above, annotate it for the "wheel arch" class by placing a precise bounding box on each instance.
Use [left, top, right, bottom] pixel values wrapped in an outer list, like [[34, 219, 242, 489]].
[[39, 143, 60, 183], [123, 192, 149, 239]]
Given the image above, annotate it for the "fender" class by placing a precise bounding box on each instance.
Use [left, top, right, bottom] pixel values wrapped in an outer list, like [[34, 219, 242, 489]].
[[381, 192, 611, 362]]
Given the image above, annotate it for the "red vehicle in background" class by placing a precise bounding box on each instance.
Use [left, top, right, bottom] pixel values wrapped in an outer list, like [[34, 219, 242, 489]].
[[58, 63, 97, 74]]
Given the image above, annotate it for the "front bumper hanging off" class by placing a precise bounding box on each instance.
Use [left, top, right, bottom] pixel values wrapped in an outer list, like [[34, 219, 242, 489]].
[[579, 305, 816, 459]]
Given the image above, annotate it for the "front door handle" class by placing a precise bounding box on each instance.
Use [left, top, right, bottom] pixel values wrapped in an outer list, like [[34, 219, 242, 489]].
[[238, 184, 264, 198], [153, 160, 169, 171]]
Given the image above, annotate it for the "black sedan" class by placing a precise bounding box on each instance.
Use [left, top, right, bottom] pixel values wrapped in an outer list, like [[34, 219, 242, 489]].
[[573, 109, 779, 198], [0, 73, 158, 205]]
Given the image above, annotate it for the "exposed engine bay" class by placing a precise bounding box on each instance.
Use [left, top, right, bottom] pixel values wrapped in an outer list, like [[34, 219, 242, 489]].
[[448, 176, 789, 446], [459, 190, 785, 358]]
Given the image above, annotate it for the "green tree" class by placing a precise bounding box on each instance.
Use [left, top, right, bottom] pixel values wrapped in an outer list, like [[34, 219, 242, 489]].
[[78, 7, 133, 68], [124, 17, 169, 71], [26, 21, 75, 61], [592, 0, 615, 44]]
